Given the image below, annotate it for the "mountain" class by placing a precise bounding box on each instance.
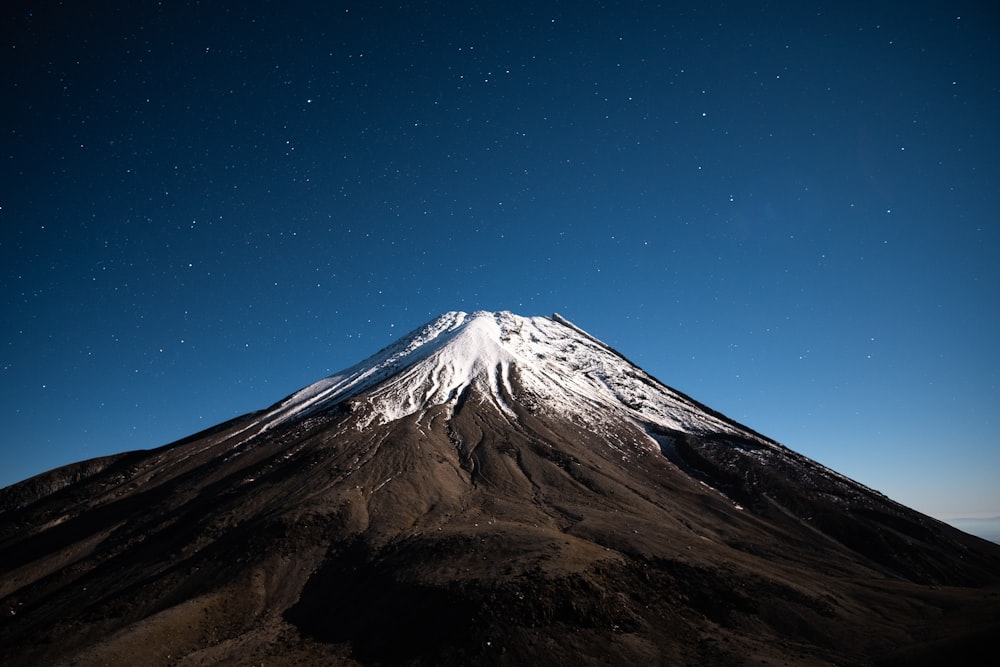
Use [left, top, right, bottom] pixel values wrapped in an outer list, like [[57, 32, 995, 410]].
[[2, 310, 999, 666]]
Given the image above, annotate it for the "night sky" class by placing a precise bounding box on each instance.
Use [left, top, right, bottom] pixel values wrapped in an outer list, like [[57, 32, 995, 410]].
[[2, 2, 998, 520]]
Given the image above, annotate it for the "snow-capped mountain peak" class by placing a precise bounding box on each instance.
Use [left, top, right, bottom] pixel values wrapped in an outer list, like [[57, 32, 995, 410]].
[[257, 311, 764, 444]]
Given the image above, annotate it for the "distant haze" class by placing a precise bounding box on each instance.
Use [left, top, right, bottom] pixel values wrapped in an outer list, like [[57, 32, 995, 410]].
[[947, 517, 1000, 545]]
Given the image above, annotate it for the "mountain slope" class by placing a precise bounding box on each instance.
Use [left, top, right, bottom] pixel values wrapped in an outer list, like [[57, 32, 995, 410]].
[[2, 311, 999, 666]]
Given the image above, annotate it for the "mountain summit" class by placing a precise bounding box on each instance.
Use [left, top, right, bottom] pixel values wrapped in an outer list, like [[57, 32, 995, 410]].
[[258, 310, 762, 439], [2, 311, 999, 666]]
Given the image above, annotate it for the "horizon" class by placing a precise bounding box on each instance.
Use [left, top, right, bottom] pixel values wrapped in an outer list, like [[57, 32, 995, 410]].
[[2, 3, 998, 523]]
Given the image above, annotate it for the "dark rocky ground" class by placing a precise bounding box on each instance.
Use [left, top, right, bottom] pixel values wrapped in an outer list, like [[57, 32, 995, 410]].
[[3, 383, 999, 666]]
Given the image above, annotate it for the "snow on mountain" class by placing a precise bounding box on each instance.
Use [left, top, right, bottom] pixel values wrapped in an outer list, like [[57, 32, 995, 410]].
[[256, 311, 767, 447]]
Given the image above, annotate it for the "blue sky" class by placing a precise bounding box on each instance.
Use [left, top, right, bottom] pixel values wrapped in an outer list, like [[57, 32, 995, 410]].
[[2, 2, 998, 520]]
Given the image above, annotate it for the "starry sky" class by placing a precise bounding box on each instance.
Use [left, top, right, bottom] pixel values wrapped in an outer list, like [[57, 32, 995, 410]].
[[2, 2, 998, 520]]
